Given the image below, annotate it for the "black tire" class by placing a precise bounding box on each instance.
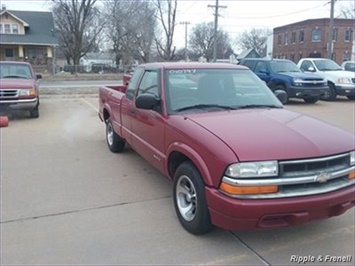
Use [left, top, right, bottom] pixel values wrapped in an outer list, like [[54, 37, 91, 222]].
[[303, 97, 319, 104], [30, 105, 39, 118], [321, 83, 337, 101], [173, 161, 214, 235], [274, 85, 289, 103], [106, 118, 125, 153], [347, 95, 354, 100]]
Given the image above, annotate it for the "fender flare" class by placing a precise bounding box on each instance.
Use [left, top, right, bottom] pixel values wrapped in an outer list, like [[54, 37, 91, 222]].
[[167, 141, 214, 186]]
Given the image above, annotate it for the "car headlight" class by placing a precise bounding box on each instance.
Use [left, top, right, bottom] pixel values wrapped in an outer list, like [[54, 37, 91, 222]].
[[293, 78, 303, 86], [337, 78, 353, 84], [350, 151, 355, 166], [225, 161, 278, 178]]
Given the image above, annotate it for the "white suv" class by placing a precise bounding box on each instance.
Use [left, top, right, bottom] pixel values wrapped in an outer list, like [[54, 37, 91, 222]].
[[298, 58, 355, 100]]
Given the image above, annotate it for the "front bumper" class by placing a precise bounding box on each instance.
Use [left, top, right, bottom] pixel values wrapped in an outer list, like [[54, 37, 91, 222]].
[[287, 85, 328, 99], [0, 98, 38, 112], [334, 84, 355, 96], [205, 185, 355, 230]]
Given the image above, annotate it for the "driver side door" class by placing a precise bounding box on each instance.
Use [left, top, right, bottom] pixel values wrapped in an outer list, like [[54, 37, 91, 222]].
[[130, 69, 166, 173]]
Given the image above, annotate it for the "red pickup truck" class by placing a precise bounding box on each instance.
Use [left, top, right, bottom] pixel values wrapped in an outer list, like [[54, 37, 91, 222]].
[[0, 61, 42, 118], [99, 62, 355, 235]]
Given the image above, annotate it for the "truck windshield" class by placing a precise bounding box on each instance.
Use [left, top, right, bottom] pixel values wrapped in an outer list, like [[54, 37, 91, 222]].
[[166, 68, 282, 113], [314, 59, 342, 71], [0, 63, 33, 79], [270, 61, 301, 73]]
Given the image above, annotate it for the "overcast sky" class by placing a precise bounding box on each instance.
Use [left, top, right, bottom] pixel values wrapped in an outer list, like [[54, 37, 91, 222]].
[[2, 0, 353, 51]]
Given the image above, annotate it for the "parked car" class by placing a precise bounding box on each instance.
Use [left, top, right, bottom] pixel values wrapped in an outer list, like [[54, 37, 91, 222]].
[[298, 58, 355, 100], [239, 58, 328, 103], [0, 61, 42, 118], [341, 61, 355, 72], [98, 62, 355, 235]]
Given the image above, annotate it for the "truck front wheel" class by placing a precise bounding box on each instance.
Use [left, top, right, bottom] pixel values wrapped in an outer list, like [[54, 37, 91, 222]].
[[321, 83, 337, 101], [106, 118, 125, 153], [173, 161, 214, 235], [30, 105, 39, 118]]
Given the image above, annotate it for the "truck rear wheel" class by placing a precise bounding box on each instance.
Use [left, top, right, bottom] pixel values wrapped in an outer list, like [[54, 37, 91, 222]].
[[106, 118, 125, 153], [173, 161, 214, 235], [347, 95, 354, 100]]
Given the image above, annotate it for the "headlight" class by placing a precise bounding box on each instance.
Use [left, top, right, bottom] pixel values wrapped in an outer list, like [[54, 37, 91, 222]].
[[293, 78, 303, 86], [225, 161, 278, 178], [337, 78, 353, 84], [19, 89, 36, 96], [350, 151, 355, 166]]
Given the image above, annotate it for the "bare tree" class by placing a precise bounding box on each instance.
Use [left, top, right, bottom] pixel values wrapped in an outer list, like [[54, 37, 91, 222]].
[[154, 0, 177, 61], [103, 0, 156, 69], [189, 22, 232, 61], [52, 0, 106, 69], [236, 28, 272, 57], [336, 1, 355, 18]]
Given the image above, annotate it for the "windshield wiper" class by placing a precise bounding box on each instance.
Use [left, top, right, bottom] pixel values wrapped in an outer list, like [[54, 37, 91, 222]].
[[2, 75, 29, 79], [175, 104, 237, 112], [236, 104, 282, 109]]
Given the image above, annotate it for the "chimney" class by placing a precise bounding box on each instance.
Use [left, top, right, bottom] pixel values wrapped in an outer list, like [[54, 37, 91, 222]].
[[2, 4, 6, 11]]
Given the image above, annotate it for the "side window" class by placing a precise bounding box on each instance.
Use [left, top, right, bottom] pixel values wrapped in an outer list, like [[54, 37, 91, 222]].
[[254, 61, 268, 73], [137, 70, 159, 97], [300, 60, 312, 72], [126, 68, 143, 100], [242, 60, 255, 70]]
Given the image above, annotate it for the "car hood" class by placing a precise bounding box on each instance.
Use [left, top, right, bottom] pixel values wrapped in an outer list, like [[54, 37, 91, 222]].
[[0, 78, 36, 89], [184, 109, 354, 162]]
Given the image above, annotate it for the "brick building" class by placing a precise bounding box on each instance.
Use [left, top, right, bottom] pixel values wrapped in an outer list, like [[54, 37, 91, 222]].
[[273, 18, 354, 65]]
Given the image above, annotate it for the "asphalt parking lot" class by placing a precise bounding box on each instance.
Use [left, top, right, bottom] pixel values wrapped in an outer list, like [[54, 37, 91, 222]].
[[1, 95, 354, 265]]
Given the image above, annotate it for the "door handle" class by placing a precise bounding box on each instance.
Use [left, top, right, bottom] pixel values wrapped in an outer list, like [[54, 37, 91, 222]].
[[130, 108, 136, 115]]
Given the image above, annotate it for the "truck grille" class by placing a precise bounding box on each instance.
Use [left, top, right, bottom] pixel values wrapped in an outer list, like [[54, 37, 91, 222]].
[[221, 153, 355, 199], [0, 89, 19, 98]]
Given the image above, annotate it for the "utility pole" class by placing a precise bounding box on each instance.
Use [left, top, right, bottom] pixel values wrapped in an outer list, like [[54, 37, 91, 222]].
[[208, 0, 227, 62], [327, 0, 336, 59], [180, 21, 190, 61]]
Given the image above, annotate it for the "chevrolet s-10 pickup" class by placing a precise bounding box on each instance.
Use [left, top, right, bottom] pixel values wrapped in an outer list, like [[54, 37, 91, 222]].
[[99, 62, 355, 235]]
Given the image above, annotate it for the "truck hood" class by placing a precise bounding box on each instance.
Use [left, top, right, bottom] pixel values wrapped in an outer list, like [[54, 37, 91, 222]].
[[278, 72, 323, 80], [317, 70, 354, 79], [0, 78, 36, 89], [185, 109, 354, 162]]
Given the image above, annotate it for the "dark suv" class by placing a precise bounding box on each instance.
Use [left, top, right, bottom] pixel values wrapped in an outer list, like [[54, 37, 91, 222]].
[[239, 58, 329, 103]]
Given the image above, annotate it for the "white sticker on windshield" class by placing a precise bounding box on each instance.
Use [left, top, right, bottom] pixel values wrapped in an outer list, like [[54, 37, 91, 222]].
[[169, 69, 197, 74]]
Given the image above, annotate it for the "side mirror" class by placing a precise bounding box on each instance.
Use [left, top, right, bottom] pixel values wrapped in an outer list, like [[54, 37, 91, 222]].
[[36, 74, 42, 79], [135, 93, 160, 110], [274, 90, 287, 104]]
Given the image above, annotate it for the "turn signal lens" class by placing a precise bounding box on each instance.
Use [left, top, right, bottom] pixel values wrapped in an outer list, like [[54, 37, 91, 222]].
[[220, 182, 278, 195], [349, 171, 355, 180], [29, 89, 36, 96]]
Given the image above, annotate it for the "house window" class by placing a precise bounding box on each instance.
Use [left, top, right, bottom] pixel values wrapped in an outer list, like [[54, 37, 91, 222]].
[[12, 24, 18, 34], [312, 28, 321, 42], [291, 31, 296, 43], [4, 24, 11, 34], [332, 28, 338, 42], [25, 48, 45, 59], [345, 28, 351, 42], [0, 24, 2, 33], [343, 52, 350, 62], [277, 34, 282, 45], [284, 32, 288, 45], [5, 48, 14, 58], [299, 29, 304, 42]]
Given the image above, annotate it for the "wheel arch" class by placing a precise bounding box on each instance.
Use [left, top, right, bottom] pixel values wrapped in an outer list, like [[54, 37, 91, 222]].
[[167, 143, 214, 186]]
